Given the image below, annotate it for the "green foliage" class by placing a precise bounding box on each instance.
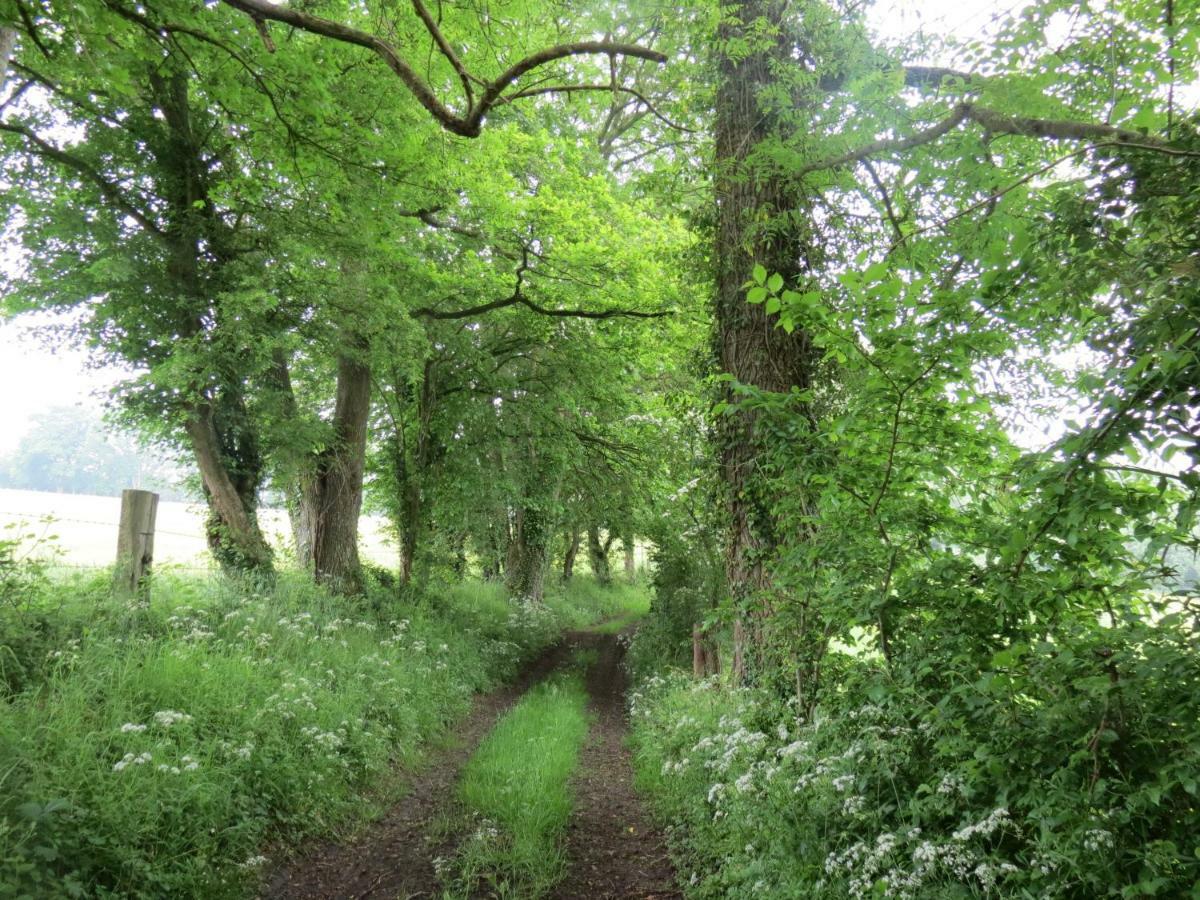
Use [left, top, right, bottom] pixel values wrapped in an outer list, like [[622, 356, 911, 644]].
[[0, 406, 182, 499], [447, 669, 592, 898], [0, 573, 570, 898], [631, 608, 1200, 897]]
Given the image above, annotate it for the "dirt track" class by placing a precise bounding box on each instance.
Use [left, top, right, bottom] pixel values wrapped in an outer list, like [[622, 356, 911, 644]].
[[262, 630, 677, 899]]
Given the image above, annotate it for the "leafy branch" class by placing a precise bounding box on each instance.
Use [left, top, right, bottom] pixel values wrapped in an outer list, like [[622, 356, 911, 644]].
[[411, 249, 671, 321], [799, 102, 1197, 177], [219, 0, 668, 137]]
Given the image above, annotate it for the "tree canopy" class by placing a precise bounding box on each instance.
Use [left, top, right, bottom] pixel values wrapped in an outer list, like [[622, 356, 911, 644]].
[[2, 0, 1199, 891]]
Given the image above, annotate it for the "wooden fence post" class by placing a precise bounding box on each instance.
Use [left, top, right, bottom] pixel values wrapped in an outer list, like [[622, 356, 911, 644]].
[[114, 489, 159, 599]]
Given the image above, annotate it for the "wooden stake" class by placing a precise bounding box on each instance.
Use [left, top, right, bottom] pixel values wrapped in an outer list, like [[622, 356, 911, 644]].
[[114, 489, 159, 600]]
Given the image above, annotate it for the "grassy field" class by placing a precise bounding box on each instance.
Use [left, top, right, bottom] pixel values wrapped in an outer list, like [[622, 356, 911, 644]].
[[0, 488, 398, 569], [0, 566, 645, 899]]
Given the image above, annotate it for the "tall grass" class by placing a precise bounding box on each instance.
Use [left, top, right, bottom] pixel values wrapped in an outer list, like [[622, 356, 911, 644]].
[[0, 571, 565, 898], [545, 576, 651, 629], [446, 663, 593, 898]]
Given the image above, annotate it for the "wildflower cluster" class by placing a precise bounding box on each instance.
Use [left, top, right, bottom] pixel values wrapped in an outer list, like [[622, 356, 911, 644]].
[[3, 574, 572, 899], [627, 669, 1148, 899]]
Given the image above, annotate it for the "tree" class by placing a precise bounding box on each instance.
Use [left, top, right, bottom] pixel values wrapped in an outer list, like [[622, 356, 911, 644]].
[[0, 406, 182, 498]]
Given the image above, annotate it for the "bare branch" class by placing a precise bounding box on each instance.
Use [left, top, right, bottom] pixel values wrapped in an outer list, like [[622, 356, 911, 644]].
[[412, 249, 670, 321], [411, 0, 473, 108], [412, 292, 671, 321], [861, 158, 904, 244], [467, 41, 667, 133], [497, 82, 696, 134]]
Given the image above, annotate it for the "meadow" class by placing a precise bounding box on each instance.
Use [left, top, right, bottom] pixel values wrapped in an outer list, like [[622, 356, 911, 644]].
[[0, 543, 642, 898], [0, 487, 399, 570]]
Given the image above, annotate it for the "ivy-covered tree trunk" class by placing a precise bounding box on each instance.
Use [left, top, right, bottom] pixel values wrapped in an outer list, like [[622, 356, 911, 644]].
[[587, 526, 613, 586], [396, 361, 437, 585], [714, 0, 818, 681], [186, 397, 274, 577], [149, 68, 276, 580], [294, 351, 371, 594], [562, 527, 581, 581], [506, 504, 551, 600]]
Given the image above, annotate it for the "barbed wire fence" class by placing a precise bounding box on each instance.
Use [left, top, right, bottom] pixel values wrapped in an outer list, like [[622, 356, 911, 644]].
[[0, 506, 222, 576]]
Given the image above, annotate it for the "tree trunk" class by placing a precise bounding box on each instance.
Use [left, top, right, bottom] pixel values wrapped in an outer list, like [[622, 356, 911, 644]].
[[0, 27, 17, 86], [587, 526, 612, 586], [507, 504, 550, 601], [562, 527, 581, 581], [395, 360, 437, 585], [298, 350, 371, 594], [623, 534, 636, 581], [715, 0, 818, 681], [185, 399, 273, 577]]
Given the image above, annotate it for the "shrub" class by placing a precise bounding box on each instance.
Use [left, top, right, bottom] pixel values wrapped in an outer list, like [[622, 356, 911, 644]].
[[629, 610, 1200, 898]]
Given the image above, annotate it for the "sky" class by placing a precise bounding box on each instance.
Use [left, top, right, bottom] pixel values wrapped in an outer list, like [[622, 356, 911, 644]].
[[0, 315, 127, 454], [0, 0, 1186, 458]]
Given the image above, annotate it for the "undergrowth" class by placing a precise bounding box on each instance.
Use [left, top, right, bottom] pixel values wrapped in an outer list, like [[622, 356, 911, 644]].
[[0, 567, 610, 898], [627, 614, 1200, 898]]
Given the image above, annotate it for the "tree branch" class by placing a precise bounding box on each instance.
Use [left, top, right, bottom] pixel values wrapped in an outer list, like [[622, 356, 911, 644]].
[[496, 82, 695, 134], [800, 102, 1195, 177], [0, 121, 164, 237], [411, 0, 473, 109], [411, 249, 670, 321], [469, 42, 668, 133], [412, 291, 671, 321], [218, 0, 666, 137]]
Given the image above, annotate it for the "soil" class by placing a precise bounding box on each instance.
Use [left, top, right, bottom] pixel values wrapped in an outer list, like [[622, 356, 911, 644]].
[[261, 641, 572, 900], [549, 630, 680, 900], [261, 628, 678, 900]]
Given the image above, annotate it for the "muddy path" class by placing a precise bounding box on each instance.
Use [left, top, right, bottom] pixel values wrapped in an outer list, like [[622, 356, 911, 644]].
[[550, 630, 679, 900], [261, 641, 573, 900], [261, 628, 677, 899]]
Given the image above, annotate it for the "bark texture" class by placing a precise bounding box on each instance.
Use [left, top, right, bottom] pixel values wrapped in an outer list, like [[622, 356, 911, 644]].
[[506, 505, 551, 601], [149, 69, 275, 579], [0, 27, 17, 85], [186, 398, 273, 576], [562, 527, 581, 581], [395, 360, 437, 584], [714, 0, 818, 680], [295, 351, 371, 594], [587, 526, 615, 586]]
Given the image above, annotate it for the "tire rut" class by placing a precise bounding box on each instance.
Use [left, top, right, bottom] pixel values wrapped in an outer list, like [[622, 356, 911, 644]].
[[261, 640, 573, 900], [550, 630, 679, 900]]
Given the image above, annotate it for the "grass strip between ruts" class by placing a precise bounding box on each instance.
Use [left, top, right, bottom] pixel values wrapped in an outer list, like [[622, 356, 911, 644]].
[[444, 661, 592, 898]]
